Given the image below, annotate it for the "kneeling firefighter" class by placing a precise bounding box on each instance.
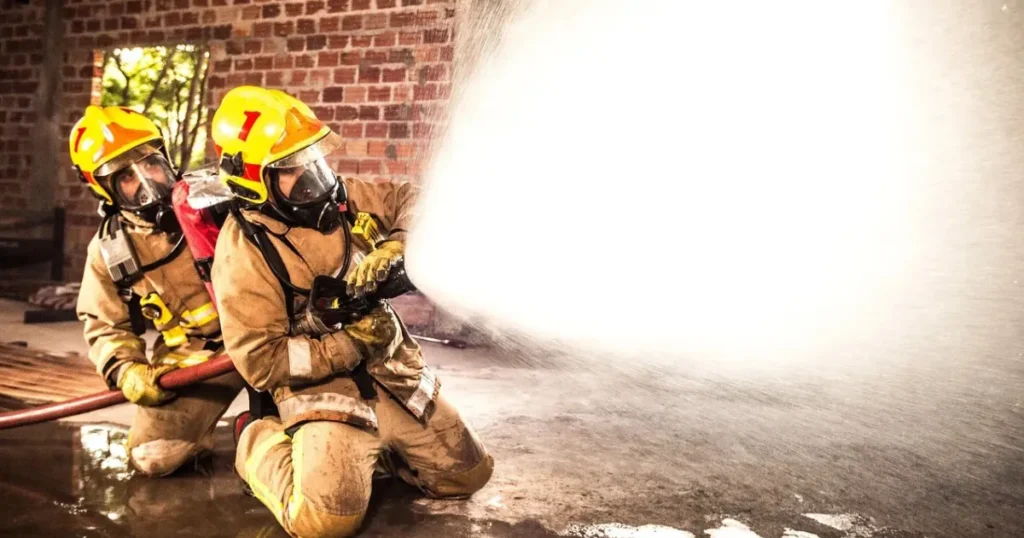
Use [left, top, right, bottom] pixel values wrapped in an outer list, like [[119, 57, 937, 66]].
[[210, 86, 493, 538], [71, 106, 246, 476]]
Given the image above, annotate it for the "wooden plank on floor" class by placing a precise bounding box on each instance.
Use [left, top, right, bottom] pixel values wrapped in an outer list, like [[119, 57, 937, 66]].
[[0, 343, 106, 404]]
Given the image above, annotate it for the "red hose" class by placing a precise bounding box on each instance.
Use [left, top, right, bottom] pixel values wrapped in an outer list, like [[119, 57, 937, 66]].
[[0, 356, 236, 431]]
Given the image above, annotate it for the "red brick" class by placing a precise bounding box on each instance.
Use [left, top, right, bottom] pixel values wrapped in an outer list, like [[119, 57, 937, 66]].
[[337, 160, 359, 174], [202, 10, 216, 23], [265, 71, 284, 86], [342, 15, 361, 30], [419, 64, 444, 82], [373, 32, 396, 47], [365, 122, 388, 138], [314, 51, 337, 68], [382, 67, 406, 82], [333, 67, 356, 84], [388, 123, 410, 139], [395, 142, 416, 158], [388, 49, 414, 64], [390, 12, 414, 27], [341, 52, 361, 65], [110, 2, 126, 15], [262, 4, 281, 17], [323, 87, 345, 102], [384, 161, 407, 175], [402, 0, 423, 4], [398, 31, 420, 46], [227, 72, 246, 86], [327, 0, 348, 12], [358, 67, 381, 83], [103, 18, 120, 31], [275, 56, 294, 69], [182, 12, 199, 24], [306, 35, 327, 50], [297, 18, 316, 34], [235, 58, 253, 71], [299, 90, 320, 103], [412, 123, 432, 139], [344, 87, 367, 103], [368, 140, 388, 157], [312, 106, 335, 121], [320, 16, 339, 32], [357, 106, 379, 120], [307, 0, 325, 14], [287, 37, 305, 51], [413, 83, 437, 100], [245, 40, 262, 54], [252, 55, 272, 70], [274, 21, 295, 36], [226, 39, 244, 54], [363, 50, 386, 64], [285, 3, 304, 16], [289, 71, 307, 84], [383, 104, 410, 121], [438, 83, 451, 99], [296, 54, 315, 68], [242, 6, 261, 19], [335, 106, 358, 120], [368, 86, 391, 101], [341, 124, 363, 138], [423, 29, 447, 44], [351, 35, 373, 48], [359, 159, 382, 174], [365, 13, 387, 29], [351, 0, 371, 9], [165, 12, 181, 25], [377, 0, 396, 7], [253, 22, 273, 37], [440, 45, 453, 62], [328, 35, 349, 49], [245, 72, 265, 85], [414, 10, 438, 26]]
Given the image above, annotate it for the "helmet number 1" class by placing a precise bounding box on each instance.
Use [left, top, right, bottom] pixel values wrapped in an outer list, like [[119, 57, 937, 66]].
[[238, 111, 262, 142]]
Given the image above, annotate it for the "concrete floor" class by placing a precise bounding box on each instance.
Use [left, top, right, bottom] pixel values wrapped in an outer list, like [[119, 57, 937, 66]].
[[0, 298, 1022, 538]]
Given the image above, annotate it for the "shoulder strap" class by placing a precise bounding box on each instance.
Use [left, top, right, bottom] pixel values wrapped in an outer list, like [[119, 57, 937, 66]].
[[229, 205, 308, 320]]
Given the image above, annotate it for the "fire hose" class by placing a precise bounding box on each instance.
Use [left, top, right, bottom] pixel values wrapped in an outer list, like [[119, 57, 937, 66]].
[[0, 356, 235, 431], [0, 331, 465, 431]]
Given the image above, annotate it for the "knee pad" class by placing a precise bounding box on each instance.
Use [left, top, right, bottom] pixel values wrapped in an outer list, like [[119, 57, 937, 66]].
[[425, 453, 495, 499], [129, 439, 197, 477], [287, 508, 364, 538]]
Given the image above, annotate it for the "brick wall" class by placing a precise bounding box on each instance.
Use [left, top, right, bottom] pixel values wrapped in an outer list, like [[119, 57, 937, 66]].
[[0, 0, 456, 280]]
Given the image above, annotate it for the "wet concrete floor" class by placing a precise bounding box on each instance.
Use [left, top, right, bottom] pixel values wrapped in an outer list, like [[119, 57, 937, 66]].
[[0, 419, 561, 538]]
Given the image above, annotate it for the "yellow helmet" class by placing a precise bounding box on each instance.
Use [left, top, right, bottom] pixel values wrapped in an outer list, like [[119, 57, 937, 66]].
[[69, 105, 168, 206], [211, 86, 342, 206]]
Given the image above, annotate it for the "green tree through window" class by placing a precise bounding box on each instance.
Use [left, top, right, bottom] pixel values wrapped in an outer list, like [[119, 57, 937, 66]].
[[100, 45, 211, 173]]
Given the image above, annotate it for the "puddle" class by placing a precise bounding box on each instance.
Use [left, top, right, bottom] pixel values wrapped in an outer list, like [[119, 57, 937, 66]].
[[0, 421, 561, 538]]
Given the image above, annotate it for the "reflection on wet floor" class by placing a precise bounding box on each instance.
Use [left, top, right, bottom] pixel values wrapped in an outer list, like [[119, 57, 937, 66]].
[[0, 421, 557, 538], [0, 421, 286, 538]]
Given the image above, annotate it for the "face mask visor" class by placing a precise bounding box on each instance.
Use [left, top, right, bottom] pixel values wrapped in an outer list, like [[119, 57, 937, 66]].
[[267, 158, 339, 206], [104, 153, 177, 210]]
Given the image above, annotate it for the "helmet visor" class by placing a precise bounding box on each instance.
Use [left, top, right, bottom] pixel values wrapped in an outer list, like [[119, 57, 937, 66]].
[[104, 153, 176, 210], [268, 158, 338, 206]]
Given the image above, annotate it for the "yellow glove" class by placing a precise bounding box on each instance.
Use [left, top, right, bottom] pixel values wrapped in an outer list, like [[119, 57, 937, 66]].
[[117, 362, 177, 406], [346, 240, 404, 298], [343, 305, 401, 352]]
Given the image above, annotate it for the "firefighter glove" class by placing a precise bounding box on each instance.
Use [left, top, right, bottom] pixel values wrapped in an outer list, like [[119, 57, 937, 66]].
[[346, 240, 404, 298], [343, 304, 401, 353], [117, 362, 178, 406]]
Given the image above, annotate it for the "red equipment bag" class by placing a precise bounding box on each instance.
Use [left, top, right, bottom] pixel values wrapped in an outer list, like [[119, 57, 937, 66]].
[[171, 169, 231, 306]]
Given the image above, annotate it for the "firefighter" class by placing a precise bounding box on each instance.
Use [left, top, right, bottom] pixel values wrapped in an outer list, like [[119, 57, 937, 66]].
[[71, 105, 245, 476], [210, 86, 492, 537]]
